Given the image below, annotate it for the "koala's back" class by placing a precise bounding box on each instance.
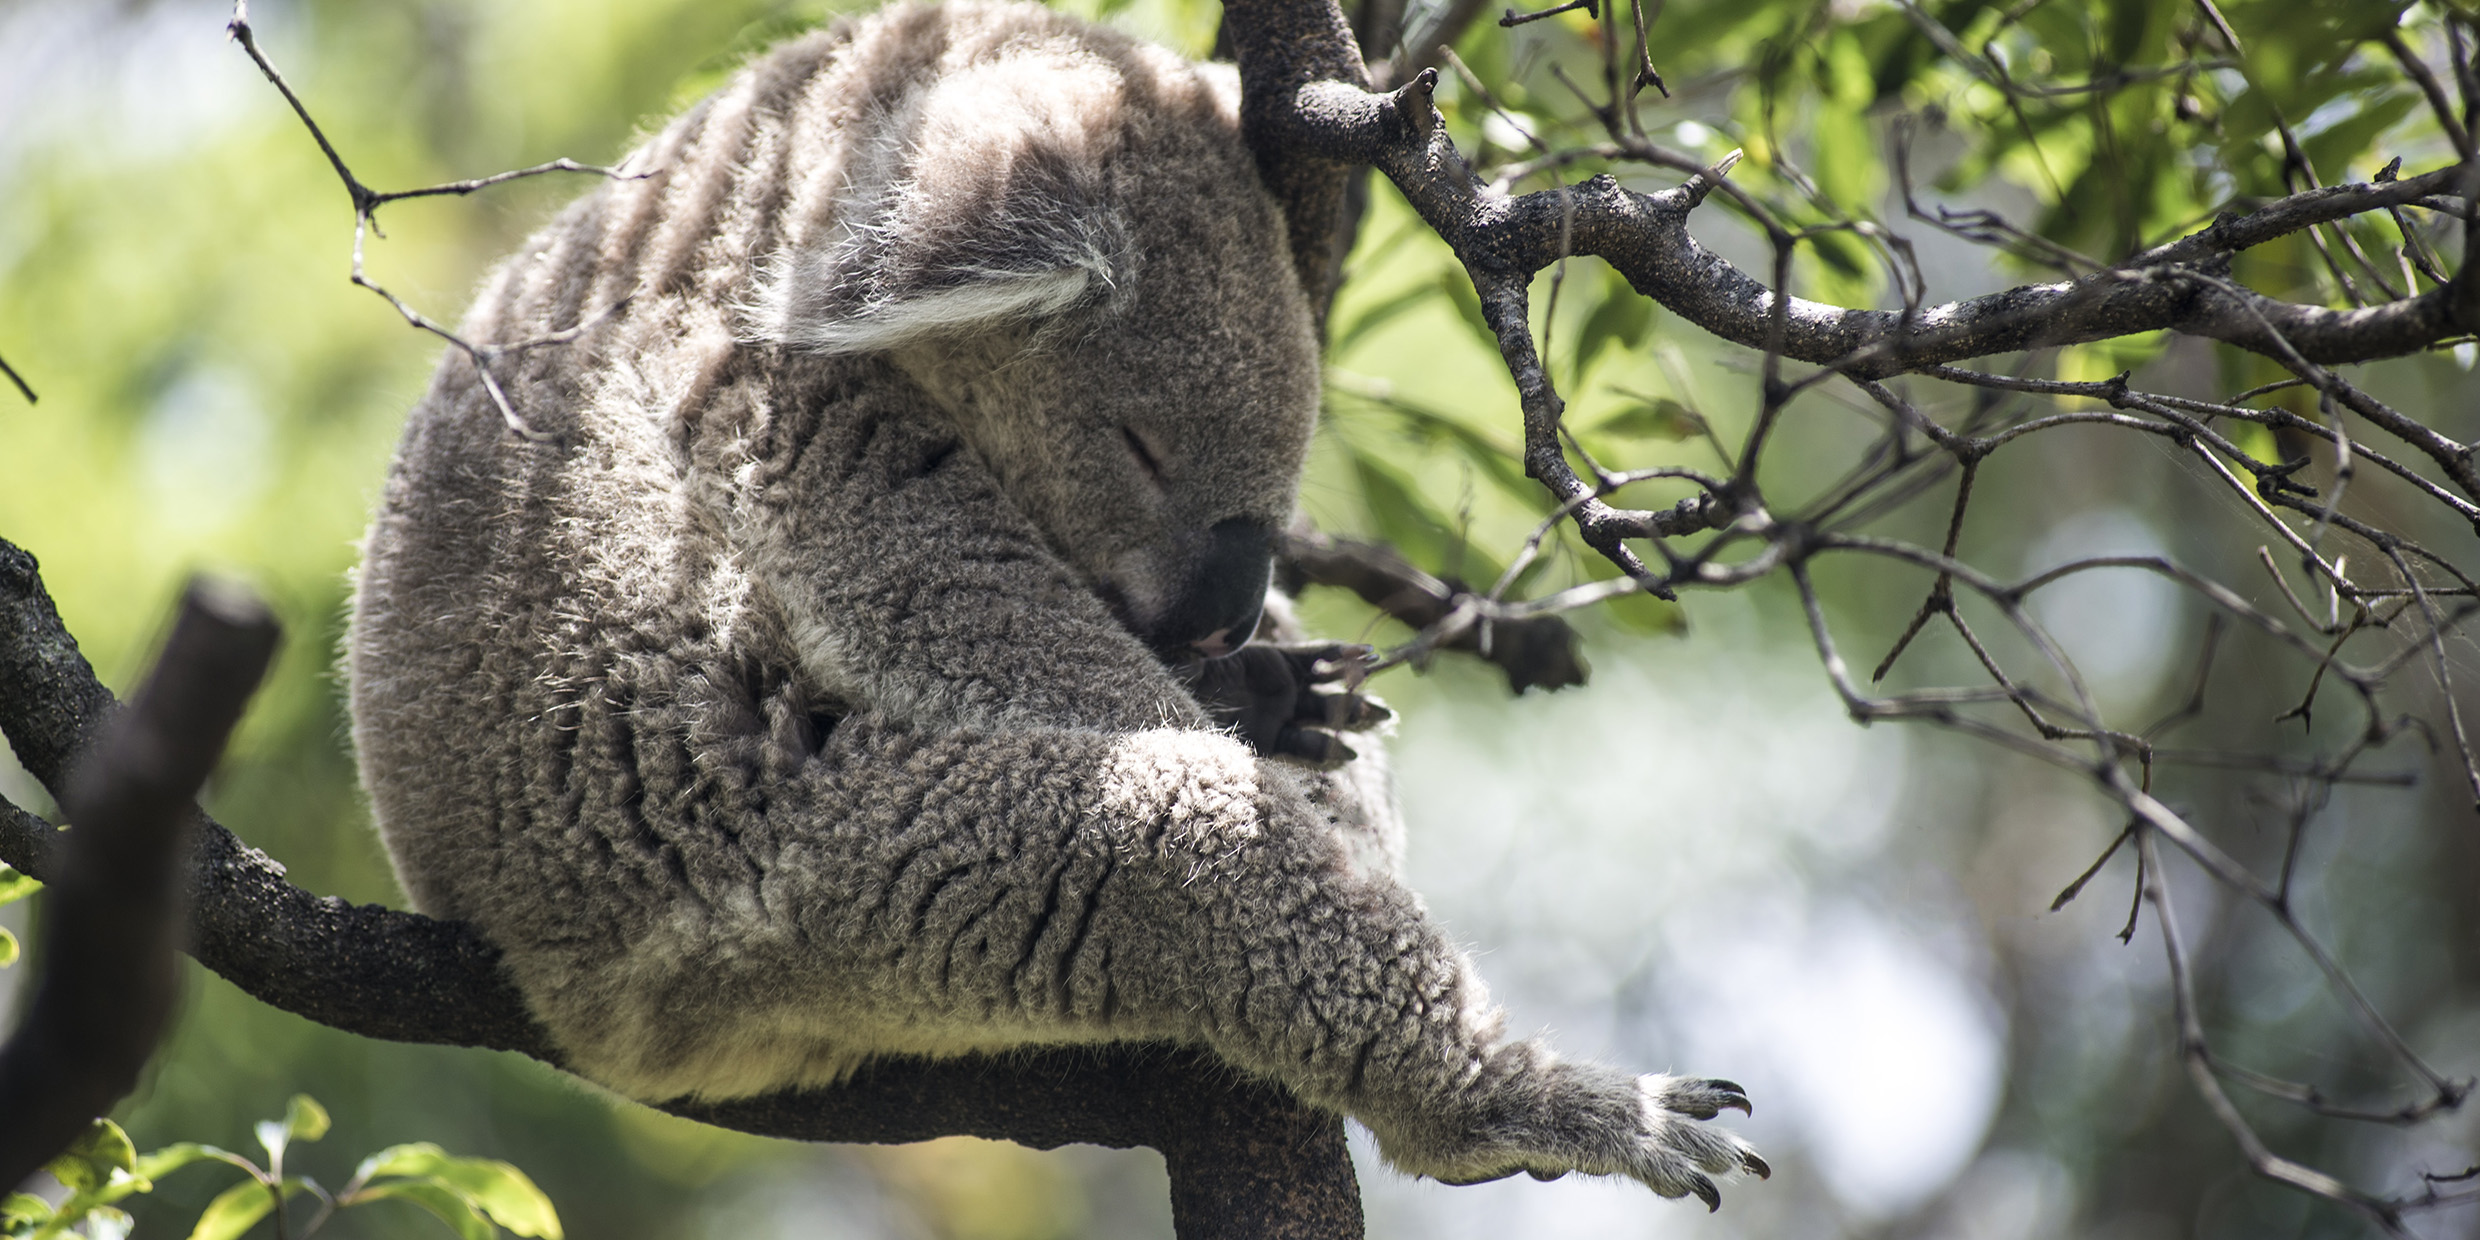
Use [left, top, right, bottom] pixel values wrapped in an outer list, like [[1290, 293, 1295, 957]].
[[349, 2, 1275, 1046]]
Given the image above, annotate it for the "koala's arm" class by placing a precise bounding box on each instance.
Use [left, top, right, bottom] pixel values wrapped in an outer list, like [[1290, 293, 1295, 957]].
[[744, 387, 1206, 736]]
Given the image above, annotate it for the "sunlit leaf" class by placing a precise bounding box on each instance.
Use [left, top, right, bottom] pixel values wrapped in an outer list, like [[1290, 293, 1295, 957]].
[[2, 1193, 54, 1230], [79, 1206, 131, 1240], [1348, 449, 1507, 591], [1433, 268, 1497, 347], [282, 1095, 331, 1145], [134, 1143, 245, 1183], [1331, 282, 1438, 356], [1571, 271, 1655, 378], [45, 1120, 137, 1193], [420, 1162, 561, 1239], [1597, 398, 1709, 442], [185, 1180, 279, 1240], [354, 1142, 561, 1237], [0, 866, 40, 906], [256, 1094, 329, 1167], [350, 1179, 495, 1240]]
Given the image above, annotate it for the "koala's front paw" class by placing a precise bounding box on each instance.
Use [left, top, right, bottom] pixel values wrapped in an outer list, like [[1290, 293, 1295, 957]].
[[1175, 642, 1389, 767], [1624, 1076, 1770, 1210], [1421, 1072, 1766, 1208]]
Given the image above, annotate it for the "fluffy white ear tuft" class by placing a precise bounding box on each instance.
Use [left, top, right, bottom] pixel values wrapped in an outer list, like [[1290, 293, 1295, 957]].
[[753, 49, 1139, 355], [769, 199, 1132, 354], [787, 268, 1094, 354]]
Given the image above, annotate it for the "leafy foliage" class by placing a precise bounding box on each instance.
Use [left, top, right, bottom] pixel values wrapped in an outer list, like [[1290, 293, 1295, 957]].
[[1, 1103, 559, 1240]]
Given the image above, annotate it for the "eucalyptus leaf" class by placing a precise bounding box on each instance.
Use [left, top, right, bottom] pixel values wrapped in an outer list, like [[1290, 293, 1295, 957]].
[[350, 1179, 495, 1240], [354, 1144, 562, 1238], [282, 1095, 331, 1145], [1598, 398, 1708, 442], [45, 1120, 137, 1193], [0, 866, 40, 906], [185, 1180, 279, 1240], [2, 1193, 54, 1230], [133, 1142, 243, 1183], [1571, 272, 1654, 378]]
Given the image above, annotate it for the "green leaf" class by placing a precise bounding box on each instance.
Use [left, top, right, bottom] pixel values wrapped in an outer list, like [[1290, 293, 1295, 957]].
[[3, 1194, 55, 1231], [425, 1162, 561, 1239], [1371, 398, 1533, 502], [1597, 398, 1708, 442], [134, 1143, 243, 1183], [352, 1143, 452, 1184], [350, 1180, 494, 1240], [0, 866, 40, 906], [282, 1095, 331, 1145], [0, 928, 16, 968], [1571, 272, 1655, 378], [256, 1094, 330, 1166], [46, 1121, 138, 1193], [1330, 282, 1438, 356], [1434, 269, 1497, 347], [185, 1180, 280, 1240], [354, 1146, 561, 1239], [76, 1206, 130, 1240]]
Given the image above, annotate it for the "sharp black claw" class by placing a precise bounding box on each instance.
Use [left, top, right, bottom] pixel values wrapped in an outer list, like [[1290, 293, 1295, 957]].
[[1705, 1078, 1752, 1115], [1687, 1172, 1720, 1212], [1528, 1168, 1567, 1181], [1741, 1150, 1772, 1180]]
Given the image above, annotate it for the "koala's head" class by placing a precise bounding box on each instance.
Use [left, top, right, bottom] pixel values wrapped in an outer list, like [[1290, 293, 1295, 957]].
[[752, 4, 1318, 659]]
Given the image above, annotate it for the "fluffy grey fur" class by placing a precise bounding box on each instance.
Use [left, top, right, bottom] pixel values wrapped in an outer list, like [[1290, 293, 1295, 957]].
[[347, 0, 1759, 1199]]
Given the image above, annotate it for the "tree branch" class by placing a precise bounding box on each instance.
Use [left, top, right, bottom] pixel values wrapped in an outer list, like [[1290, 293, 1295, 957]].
[[1279, 525, 1587, 692]]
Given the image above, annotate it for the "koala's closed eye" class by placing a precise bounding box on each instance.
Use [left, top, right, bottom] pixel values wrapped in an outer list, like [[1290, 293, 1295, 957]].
[[1122, 426, 1166, 485]]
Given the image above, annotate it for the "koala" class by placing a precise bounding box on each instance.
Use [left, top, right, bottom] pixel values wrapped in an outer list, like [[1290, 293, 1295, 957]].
[[346, 0, 1762, 1203]]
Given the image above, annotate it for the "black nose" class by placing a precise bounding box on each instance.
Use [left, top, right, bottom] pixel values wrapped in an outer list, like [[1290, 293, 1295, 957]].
[[1148, 518, 1272, 658]]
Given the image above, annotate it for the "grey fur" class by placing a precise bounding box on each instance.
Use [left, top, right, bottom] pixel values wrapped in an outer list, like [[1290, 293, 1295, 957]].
[[347, 0, 1758, 1198]]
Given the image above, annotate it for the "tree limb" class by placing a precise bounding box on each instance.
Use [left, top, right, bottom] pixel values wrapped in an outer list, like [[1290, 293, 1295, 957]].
[[1279, 526, 1588, 692]]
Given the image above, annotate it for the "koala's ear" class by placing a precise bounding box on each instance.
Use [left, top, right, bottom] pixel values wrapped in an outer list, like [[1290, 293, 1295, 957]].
[[756, 54, 1137, 355]]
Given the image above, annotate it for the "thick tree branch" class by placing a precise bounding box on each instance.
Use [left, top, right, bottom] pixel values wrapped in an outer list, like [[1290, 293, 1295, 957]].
[[0, 538, 1359, 1239]]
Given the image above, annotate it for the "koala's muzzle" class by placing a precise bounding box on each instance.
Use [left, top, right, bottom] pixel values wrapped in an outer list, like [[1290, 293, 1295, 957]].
[[1143, 517, 1272, 659]]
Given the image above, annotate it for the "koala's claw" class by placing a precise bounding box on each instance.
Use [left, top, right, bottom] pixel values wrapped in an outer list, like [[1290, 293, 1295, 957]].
[[1666, 1076, 1753, 1118], [1686, 1172, 1721, 1212], [1179, 641, 1389, 764], [1272, 726, 1359, 768], [1741, 1149, 1773, 1180]]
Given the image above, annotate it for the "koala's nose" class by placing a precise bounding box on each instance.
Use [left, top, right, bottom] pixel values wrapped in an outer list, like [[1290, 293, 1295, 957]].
[[1156, 518, 1272, 658]]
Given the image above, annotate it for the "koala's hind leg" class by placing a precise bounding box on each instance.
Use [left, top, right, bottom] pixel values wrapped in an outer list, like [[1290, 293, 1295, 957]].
[[1070, 731, 1767, 1204]]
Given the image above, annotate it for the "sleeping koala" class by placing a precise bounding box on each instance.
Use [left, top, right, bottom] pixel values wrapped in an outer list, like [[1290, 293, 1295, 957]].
[[347, 0, 1762, 1203]]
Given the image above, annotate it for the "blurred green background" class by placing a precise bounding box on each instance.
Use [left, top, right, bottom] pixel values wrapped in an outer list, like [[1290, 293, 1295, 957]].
[[4, 0, 2478, 1236]]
